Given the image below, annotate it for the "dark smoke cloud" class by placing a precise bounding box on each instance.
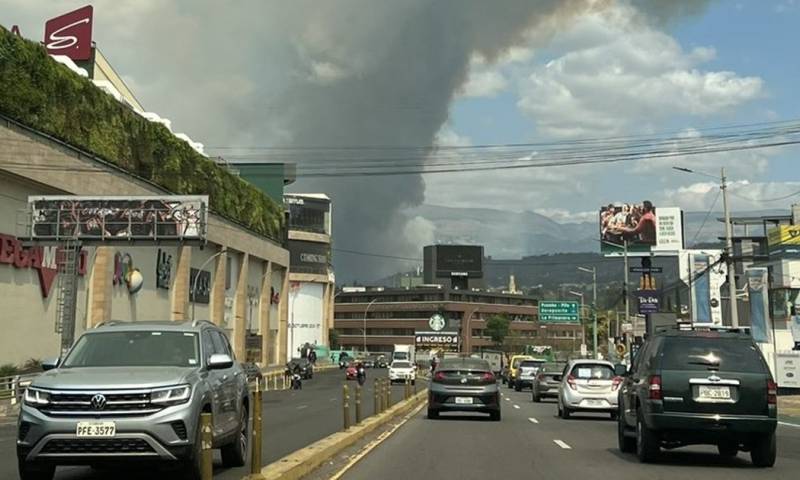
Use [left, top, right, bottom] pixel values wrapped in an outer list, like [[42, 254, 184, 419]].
[[2, 0, 710, 282]]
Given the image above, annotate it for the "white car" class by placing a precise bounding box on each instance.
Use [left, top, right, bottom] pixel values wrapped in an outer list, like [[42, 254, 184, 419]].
[[557, 359, 622, 420], [389, 361, 416, 384]]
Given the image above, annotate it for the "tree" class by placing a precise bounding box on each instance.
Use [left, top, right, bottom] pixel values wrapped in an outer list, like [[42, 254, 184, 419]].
[[329, 328, 341, 350], [485, 314, 511, 346]]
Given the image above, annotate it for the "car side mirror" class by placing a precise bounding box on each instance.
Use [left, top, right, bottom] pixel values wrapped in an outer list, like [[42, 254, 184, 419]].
[[614, 364, 628, 376], [207, 354, 234, 370], [42, 357, 59, 371]]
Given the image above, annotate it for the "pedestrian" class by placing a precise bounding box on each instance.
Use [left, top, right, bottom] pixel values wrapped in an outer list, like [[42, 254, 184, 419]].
[[309, 349, 317, 365]]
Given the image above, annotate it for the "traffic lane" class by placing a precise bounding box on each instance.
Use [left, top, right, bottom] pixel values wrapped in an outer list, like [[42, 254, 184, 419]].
[[0, 368, 420, 480], [501, 387, 800, 478], [346, 386, 798, 480]]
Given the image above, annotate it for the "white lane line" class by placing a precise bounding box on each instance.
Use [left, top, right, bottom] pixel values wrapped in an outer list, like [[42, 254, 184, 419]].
[[528, 417, 539, 424], [779, 421, 800, 428], [505, 397, 511, 402], [513, 404, 520, 409], [297, 405, 308, 410], [553, 440, 572, 450], [330, 397, 337, 402]]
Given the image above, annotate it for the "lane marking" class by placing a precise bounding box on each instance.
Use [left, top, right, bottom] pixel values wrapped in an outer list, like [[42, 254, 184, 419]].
[[297, 405, 308, 410], [553, 440, 572, 450], [528, 417, 539, 424], [505, 397, 511, 402], [513, 404, 520, 409], [779, 421, 800, 428], [330, 397, 337, 402]]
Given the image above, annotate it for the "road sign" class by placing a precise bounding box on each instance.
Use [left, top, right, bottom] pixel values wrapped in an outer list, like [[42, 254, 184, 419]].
[[629, 267, 662, 273], [539, 301, 580, 323], [580, 344, 587, 356]]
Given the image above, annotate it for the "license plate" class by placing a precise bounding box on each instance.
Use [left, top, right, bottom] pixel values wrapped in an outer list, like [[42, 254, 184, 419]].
[[76, 422, 116, 437], [455, 397, 474, 405], [584, 398, 605, 406], [698, 385, 731, 400]]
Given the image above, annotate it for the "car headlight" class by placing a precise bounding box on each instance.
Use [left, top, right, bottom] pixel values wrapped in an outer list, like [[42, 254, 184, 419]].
[[24, 388, 50, 406], [151, 385, 192, 406]]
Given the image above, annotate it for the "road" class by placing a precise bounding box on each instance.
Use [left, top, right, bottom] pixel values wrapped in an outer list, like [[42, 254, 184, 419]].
[[344, 385, 800, 480], [0, 367, 420, 480]]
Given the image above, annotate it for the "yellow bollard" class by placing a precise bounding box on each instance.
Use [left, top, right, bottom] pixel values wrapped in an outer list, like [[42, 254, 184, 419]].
[[355, 384, 362, 424], [200, 412, 213, 480], [384, 378, 391, 409], [343, 384, 351, 430], [374, 378, 380, 414], [250, 387, 263, 476]]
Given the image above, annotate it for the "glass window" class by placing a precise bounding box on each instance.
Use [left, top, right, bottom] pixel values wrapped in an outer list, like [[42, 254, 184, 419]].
[[63, 331, 200, 368], [660, 337, 767, 373], [202, 331, 217, 358], [571, 364, 614, 380]]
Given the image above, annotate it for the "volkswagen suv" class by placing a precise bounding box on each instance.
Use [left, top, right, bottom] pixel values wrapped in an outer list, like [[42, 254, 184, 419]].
[[617, 326, 777, 467], [16, 320, 251, 480]]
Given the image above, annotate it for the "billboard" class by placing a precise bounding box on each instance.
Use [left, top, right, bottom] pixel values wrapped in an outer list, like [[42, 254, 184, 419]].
[[767, 225, 800, 256], [44, 5, 94, 61], [679, 250, 725, 326], [426, 245, 483, 277], [28, 196, 208, 242], [600, 202, 683, 254]]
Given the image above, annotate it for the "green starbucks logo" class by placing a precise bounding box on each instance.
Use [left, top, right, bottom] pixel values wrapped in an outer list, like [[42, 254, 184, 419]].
[[429, 313, 446, 331]]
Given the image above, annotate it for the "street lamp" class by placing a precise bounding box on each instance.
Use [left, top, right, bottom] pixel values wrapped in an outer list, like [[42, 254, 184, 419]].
[[578, 266, 598, 359], [568, 291, 584, 356], [191, 248, 227, 322], [363, 298, 378, 354], [673, 166, 738, 327]]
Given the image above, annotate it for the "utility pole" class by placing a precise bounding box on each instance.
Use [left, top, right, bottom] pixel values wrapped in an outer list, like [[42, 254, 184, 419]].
[[623, 240, 630, 326], [721, 167, 739, 327]]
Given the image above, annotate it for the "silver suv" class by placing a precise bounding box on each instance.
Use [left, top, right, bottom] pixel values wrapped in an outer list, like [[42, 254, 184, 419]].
[[16, 320, 250, 480]]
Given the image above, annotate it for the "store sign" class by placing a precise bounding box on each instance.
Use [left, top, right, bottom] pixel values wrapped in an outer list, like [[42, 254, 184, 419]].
[[429, 313, 447, 331], [637, 290, 659, 314], [767, 225, 800, 256], [414, 331, 459, 349], [0, 233, 87, 298], [156, 249, 172, 289], [44, 5, 94, 61]]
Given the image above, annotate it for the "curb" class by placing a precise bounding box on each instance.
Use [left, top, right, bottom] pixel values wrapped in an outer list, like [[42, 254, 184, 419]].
[[248, 389, 428, 480]]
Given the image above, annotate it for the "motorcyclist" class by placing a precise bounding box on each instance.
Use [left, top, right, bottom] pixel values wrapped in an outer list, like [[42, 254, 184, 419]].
[[356, 360, 366, 385]]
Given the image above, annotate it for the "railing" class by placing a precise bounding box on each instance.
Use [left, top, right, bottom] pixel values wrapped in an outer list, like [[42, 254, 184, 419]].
[[0, 373, 40, 404]]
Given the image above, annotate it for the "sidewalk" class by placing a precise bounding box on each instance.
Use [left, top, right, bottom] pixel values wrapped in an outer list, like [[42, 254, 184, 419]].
[[779, 395, 800, 421]]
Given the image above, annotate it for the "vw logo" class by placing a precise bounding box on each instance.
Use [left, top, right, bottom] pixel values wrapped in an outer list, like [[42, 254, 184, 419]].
[[90, 394, 107, 410]]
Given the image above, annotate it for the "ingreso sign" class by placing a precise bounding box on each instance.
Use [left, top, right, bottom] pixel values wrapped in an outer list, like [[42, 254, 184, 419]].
[[539, 301, 580, 323]]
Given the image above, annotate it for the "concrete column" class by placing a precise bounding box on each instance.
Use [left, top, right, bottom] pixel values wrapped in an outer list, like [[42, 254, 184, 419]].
[[260, 261, 272, 366], [278, 268, 290, 363], [86, 247, 112, 327], [232, 254, 249, 360], [171, 246, 191, 321], [209, 249, 227, 325]]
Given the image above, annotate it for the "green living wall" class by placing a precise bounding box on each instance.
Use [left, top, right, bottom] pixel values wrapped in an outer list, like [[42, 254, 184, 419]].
[[0, 27, 283, 240]]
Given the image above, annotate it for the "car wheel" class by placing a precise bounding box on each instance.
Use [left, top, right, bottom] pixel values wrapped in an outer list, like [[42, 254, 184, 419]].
[[427, 408, 439, 420], [559, 399, 570, 419], [610, 411, 618, 421], [617, 409, 635, 453], [514, 382, 522, 392], [490, 410, 501, 421], [750, 432, 776, 467], [221, 404, 249, 468], [718, 442, 738, 458], [636, 411, 660, 463], [181, 415, 205, 480], [17, 459, 55, 480], [508, 380, 515, 390]]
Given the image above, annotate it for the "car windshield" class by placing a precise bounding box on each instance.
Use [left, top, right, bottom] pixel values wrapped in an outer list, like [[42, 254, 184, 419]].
[[661, 337, 766, 373], [571, 364, 614, 380], [392, 362, 411, 368], [63, 331, 199, 368]]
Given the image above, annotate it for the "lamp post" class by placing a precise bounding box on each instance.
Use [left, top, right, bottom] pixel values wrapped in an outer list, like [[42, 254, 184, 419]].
[[191, 248, 227, 322], [568, 291, 584, 356], [363, 298, 378, 354], [673, 166, 738, 326], [578, 266, 598, 358]]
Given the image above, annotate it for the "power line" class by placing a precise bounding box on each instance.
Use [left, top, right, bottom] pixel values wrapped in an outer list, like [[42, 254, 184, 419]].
[[689, 190, 721, 247]]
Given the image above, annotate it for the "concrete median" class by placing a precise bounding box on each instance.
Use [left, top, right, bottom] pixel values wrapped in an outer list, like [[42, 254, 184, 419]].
[[247, 388, 427, 480]]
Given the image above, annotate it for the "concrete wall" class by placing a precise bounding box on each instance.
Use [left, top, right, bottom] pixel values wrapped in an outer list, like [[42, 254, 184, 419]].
[[109, 247, 175, 322]]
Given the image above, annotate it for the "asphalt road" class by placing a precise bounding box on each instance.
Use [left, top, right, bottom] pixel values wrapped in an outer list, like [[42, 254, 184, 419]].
[[0, 367, 419, 480], [344, 385, 800, 480]]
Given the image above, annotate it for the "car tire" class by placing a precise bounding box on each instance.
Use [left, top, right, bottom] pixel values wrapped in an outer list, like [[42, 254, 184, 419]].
[[636, 411, 660, 463], [514, 382, 522, 392], [750, 432, 776, 468], [508, 380, 515, 390], [221, 404, 249, 468], [617, 409, 635, 453], [532, 391, 541, 403], [181, 415, 205, 480], [427, 408, 439, 420], [490, 410, 501, 421], [17, 459, 55, 480], [718, 442, 738, 458], [610, 411, 618, 421], [559, 400, 571, 419]]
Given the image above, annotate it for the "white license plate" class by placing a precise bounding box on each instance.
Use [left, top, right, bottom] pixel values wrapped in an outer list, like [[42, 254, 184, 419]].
[[584, 398, 605, 406], [455, 397, 474, 405], [76, 422, 116, 437], [698, 385, 731, 400]]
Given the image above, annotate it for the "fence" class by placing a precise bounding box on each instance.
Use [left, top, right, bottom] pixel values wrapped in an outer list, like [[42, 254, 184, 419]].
[[0, 373, 39, 404]]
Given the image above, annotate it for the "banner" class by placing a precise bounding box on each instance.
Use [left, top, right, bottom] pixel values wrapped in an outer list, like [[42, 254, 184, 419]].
[[747, 268, 771, 343], [691, 254, 711, 324], [767, 225, 800, 256]]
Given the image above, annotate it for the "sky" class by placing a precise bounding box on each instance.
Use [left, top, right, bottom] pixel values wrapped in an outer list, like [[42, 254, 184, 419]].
[[2, 1, 799, 280]]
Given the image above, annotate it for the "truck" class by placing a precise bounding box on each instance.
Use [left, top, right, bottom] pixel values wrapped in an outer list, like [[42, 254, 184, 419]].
[[478, 350, 504, 375], [392, 344, 415, 364]]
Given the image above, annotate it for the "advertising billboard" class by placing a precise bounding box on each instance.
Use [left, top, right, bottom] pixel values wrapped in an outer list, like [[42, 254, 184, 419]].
[[44, 5, 94, 61], [428, 245, 483, 277], [767, 225, 800, 257], [747, 267, 771, 343], [28, 196, 208, 242], [600, 202, 684, 254], [679, 250, 725, 326]]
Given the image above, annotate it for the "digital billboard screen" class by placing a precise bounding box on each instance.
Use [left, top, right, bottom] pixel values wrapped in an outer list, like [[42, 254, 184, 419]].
[[435, 245, 483, 276], [599, 202, 683, 254]]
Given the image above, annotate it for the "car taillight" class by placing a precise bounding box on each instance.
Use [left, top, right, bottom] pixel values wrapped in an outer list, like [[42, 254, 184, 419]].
[[767, 379, 777, 405], [482, 372, 495, 383], [648, 375, 662, 400], [612, 376, 623, 391], [567, 374, 577, 390], [433, 371, 445, 382]]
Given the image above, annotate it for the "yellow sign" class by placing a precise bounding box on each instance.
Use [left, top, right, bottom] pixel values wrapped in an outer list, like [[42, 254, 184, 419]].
[[768, 225, 800, 252]]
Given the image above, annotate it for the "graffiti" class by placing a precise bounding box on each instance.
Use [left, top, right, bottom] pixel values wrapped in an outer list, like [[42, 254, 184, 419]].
[[113, 252, 142, 294], [190, 268, 211, 304], [156, 249, 172, 289]]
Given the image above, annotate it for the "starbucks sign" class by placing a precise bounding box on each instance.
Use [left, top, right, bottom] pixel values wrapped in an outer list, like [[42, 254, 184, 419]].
[[429, 313, 446, 331]]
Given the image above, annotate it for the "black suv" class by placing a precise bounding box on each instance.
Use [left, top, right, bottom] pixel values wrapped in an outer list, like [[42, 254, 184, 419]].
[[617, 327, 777, 467]]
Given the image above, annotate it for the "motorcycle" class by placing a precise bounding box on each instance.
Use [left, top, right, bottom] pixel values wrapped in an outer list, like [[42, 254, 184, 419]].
[[356, 367, 366, 386], [291, 372, 302, 390]]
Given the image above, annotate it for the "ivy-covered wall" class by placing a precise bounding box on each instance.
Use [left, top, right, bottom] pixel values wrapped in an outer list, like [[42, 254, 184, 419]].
[[0, 27, 283, 241]]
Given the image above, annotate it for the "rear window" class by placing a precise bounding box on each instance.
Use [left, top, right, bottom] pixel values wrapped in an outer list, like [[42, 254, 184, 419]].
[[571, 364, 614, 380], [660, 337, 766, 373], [511, 357, 530, 368], [520, 360, 544, 368], [392, 361, 411, 368]]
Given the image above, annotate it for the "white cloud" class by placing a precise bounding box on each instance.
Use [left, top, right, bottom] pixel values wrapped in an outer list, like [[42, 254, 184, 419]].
[[533, 208, 596, 223], [459, 69, 508, 98], [516, 3, 764, 138], [659, 180, 800, 212]]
